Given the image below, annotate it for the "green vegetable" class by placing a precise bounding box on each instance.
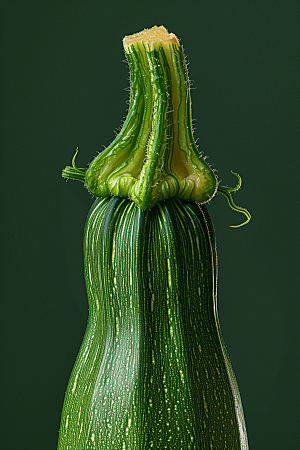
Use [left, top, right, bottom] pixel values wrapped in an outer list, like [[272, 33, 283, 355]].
[[58, 26, 250, 450]]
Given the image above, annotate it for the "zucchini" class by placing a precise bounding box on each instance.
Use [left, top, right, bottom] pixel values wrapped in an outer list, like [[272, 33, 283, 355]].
[[58, 26, 250, 449]]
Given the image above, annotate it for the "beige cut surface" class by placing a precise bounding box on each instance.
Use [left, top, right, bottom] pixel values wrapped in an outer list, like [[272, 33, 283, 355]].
[[123, 25, 179, 46]]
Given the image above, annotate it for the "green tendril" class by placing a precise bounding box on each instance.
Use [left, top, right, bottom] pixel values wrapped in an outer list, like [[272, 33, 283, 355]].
[[217, 171, 251, 228], [62, 147, 86, 182]]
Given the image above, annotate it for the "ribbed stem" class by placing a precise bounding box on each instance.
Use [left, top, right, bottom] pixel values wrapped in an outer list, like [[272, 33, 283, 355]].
[[85, 28, 217, 209], [62, 166, 86, 182]]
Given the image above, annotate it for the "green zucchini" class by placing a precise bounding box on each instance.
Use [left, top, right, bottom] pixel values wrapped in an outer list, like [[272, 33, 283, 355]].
[[58, 26, 250, 449]]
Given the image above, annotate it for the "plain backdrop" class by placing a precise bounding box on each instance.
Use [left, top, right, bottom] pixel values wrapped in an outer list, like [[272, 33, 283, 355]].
[[1, 1, 299, 449]]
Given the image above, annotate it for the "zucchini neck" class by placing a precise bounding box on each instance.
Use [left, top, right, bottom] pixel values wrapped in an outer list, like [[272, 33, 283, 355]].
[[85, 28, 217, 209]]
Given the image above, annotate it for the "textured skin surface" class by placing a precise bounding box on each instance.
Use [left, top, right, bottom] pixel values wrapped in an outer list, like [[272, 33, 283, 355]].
[[57, 197, 248, 449]]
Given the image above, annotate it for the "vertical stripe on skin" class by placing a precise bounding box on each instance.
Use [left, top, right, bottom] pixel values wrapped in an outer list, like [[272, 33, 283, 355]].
[[57, 197, 248, 449]]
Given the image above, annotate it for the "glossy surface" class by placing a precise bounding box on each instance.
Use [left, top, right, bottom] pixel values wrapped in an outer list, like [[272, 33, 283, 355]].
[[57, 197, 248, 449]]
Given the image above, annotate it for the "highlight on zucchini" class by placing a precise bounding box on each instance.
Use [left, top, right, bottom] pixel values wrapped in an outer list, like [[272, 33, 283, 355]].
[[58, 26, 250, 450]]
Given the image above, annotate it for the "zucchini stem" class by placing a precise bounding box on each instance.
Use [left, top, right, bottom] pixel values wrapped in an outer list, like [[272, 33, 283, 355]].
[[85, 26, 217, 209], [61, 26, 251, 226]]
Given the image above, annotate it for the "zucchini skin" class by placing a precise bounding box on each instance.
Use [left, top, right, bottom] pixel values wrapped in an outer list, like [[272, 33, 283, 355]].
[[57, 196, 248, 450]]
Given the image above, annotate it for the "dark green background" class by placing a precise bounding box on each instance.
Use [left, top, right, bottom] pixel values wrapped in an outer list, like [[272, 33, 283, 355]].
[[1, 0, 299, 448]]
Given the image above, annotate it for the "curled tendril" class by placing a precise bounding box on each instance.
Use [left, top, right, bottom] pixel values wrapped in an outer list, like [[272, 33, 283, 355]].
[[217, 171, 251, 228], [62, 147, 86, 182], [72, 147, 80, 170]]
